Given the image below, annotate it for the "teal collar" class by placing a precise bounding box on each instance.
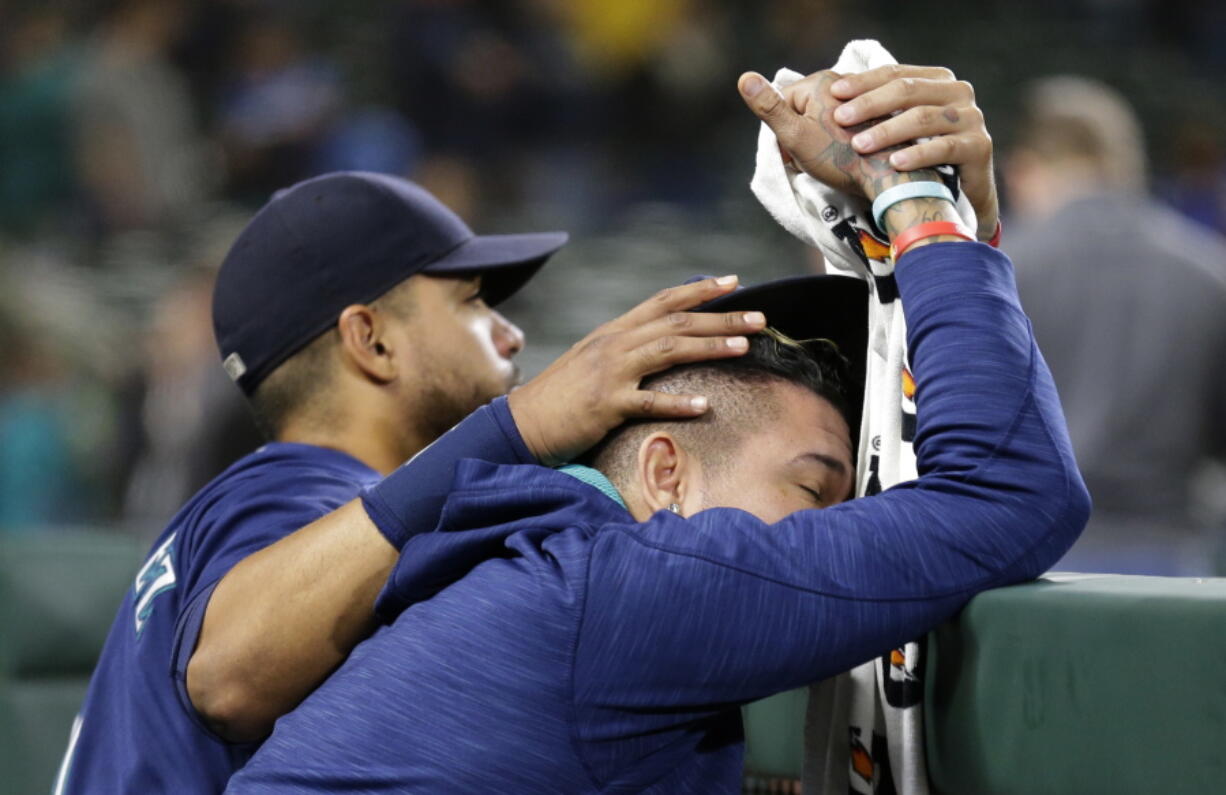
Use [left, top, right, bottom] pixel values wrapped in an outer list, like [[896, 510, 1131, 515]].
[[556, 464, 627, 509]]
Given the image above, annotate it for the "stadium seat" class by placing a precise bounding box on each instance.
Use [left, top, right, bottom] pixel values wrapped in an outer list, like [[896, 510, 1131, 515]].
[[0, 530, 142, 794]]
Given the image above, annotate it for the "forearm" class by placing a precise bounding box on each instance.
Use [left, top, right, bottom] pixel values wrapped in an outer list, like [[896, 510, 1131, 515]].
[[581, 244, 1090, 707], [361, 396, 534, 547], [187, 398, 533, 741], [891, 240, 1090, 574], [186, 500, 392, 741]]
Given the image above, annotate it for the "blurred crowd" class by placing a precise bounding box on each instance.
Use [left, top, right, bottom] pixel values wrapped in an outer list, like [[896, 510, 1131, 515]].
[[1, 0, 1224, 572]]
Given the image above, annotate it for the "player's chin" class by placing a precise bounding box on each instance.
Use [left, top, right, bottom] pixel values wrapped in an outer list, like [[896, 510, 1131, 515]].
[[504, 363, 523, 391]]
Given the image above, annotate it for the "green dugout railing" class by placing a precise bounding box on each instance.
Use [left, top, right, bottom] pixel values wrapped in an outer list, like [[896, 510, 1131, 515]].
[[743, 573, 1226, 793], [0, 531, 144, 795], [5, 531, 1224, 793]]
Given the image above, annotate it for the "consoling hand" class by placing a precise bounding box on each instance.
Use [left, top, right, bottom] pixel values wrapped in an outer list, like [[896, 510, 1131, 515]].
[[507, 276, 767, 466]]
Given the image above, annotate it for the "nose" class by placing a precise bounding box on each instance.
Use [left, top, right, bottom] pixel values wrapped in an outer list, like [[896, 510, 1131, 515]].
[[491, 311, 525, 358]]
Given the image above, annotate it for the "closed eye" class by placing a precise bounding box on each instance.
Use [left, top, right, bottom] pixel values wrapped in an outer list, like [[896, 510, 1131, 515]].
[[800, 485, 824, 505]]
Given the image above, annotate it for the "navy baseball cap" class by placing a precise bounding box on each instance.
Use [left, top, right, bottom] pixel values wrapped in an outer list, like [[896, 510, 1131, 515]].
[[213, 171, 567, 393], [696, 274, 868, 428]]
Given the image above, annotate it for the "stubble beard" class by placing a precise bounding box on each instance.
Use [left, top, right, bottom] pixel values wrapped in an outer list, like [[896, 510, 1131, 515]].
[[416, 364, 521, 445]]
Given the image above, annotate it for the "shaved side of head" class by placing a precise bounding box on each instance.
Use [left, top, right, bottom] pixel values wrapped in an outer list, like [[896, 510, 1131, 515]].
[[587, 329, 854, 494]]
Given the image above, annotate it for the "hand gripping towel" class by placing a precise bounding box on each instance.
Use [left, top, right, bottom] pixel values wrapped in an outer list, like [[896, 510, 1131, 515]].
[[748, 40, 978, 795]]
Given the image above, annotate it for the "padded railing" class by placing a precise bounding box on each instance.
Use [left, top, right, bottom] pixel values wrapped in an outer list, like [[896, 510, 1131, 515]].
[[743, 573, 1226, 794], [0, 531, 142, 794]]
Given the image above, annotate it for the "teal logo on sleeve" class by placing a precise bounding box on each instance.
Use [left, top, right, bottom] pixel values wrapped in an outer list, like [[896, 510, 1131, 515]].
[[133, 533, 178, 636]]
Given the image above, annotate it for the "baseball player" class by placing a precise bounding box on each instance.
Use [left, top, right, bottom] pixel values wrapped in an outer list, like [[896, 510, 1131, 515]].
[[57, 172, 765, 793], [224, 69, 1089, 793]]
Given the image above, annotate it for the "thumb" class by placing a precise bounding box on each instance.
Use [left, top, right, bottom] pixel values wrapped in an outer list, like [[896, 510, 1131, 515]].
[[738, 72, 800, 143]]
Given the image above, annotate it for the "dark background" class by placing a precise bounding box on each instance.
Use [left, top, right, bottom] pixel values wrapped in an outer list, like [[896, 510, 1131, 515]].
[[1, 0, 1223, 534]]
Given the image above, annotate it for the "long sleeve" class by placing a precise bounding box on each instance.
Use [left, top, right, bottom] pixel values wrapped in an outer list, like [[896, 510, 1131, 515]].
[[361, 396, 534, 548], [363, 396, 536, 618], [573, 243, 1090, 777]]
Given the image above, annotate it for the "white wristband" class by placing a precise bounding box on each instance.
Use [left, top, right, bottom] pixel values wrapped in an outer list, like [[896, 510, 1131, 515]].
[[871, 182, 956, 232]]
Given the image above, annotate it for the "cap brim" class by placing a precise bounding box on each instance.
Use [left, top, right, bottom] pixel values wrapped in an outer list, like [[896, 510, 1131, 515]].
[[697, 274, 869, 427], [422, 231, 568, 306]]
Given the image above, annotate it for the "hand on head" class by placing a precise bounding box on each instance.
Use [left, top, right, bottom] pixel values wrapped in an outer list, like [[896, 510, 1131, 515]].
[[507, 276, 766, 466]]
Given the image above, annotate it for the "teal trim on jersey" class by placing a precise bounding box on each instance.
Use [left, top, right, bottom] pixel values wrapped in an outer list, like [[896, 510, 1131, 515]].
[[556, 464, 626, 509], [133, 534, 178, 638]]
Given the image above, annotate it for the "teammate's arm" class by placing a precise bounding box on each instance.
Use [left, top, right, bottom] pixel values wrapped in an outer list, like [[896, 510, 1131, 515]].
[[186, 276, 766, 742]]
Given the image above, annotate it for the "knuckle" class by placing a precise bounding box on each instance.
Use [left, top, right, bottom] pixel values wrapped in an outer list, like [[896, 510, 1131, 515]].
[[639, 392, 656, 413], [724, 312, 740, 330], [667, 311, 692, 329], [887, 63, 903, 80], [917, 106, 936, 126], [759, 87, 787, 118], [956, 80, 975, 100], [937, 66, 956, 81], [653, 286, 674, 305], [655, 335, 678, 354], [900, 77, 918, 97]]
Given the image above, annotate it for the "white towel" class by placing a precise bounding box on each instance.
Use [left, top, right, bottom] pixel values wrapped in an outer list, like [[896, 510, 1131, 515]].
[[748, 40, 977, 795]]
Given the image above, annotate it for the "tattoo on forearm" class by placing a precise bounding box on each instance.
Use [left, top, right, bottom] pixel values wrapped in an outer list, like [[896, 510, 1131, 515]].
[[883, 197, 963, 238]]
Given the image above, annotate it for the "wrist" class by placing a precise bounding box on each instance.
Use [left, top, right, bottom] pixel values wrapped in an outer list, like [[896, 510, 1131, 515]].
[[882, 196, 964, 240], [863, 166, 943, 202], [505, 388, 550, 464], [890, 220, 975, 260]]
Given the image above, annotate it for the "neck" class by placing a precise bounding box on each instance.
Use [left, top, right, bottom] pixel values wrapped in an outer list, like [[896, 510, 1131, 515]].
[[278, 408, 429, 476]]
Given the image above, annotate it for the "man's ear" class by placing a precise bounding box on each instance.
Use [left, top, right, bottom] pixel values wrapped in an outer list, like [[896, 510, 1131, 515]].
[[635, 432, 701, 517], [336, 304, 396, 383]]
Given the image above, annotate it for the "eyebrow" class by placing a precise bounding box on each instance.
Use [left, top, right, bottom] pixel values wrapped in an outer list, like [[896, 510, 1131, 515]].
[[794, 452, 848, 475]]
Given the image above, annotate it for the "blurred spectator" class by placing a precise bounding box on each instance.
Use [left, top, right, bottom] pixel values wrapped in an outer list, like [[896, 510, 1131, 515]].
[[1005, 75, 1226, 575], [0, 6, 82, 239], [218, 15, 344, 199], [1159, 119, 1226, 236], [0, 249, 130, 529], [388, 0, 597, 223], [73, 0, 212, 237], [311, 107, 423, 177], [0, 311, 81, 531], [117, 236, 262, 538]]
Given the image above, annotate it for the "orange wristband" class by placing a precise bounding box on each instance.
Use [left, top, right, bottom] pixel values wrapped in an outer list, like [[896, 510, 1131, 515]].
[[987, 218, 1002, 248], [890, 221, 975, 261]]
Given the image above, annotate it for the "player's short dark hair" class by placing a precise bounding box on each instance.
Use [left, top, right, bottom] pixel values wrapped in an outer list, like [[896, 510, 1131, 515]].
[[246, 279, 418, 438], [586, 328, 854, 491]]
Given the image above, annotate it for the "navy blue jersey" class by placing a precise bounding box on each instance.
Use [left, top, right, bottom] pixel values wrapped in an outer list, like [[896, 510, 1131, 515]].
[[57, 443, 379, 794], [228, 244, 1091, 793]]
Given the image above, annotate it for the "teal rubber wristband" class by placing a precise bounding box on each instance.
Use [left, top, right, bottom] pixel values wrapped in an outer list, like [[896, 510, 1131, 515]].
[[871, 182, 956, 231]]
